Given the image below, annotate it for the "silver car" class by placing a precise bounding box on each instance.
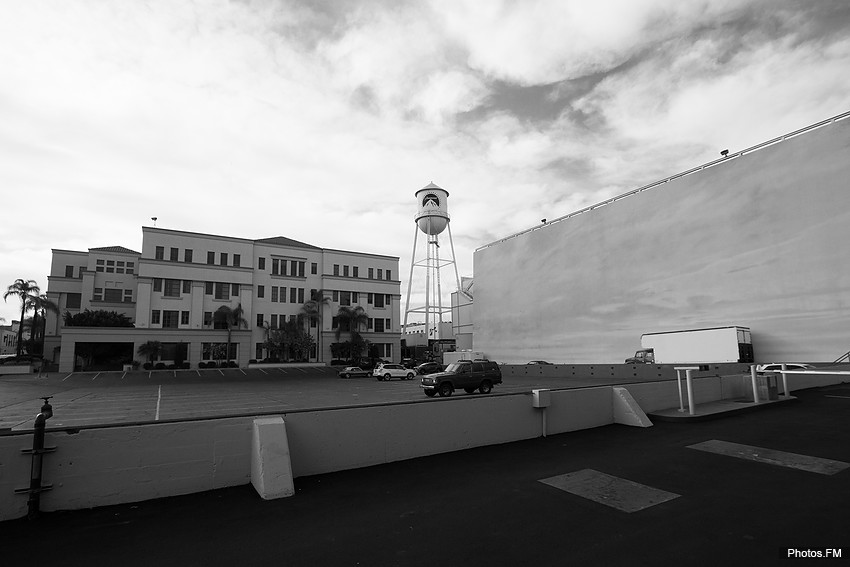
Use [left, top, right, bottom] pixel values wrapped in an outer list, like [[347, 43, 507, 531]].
[[373, 363, 415, 381]]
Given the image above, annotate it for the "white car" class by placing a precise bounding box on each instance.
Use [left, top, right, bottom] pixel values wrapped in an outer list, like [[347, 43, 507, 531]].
[[373, 363, 415, 381], [756, 363, 816, 372]]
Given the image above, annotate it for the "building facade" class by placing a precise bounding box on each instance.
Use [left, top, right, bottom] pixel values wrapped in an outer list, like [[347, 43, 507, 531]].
[[472, 112, 850, 364], [44, 227, 401, 372]]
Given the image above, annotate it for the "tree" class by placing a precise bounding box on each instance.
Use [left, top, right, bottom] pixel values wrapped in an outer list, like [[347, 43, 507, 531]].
[[26, 294, 59, 351], [213, 304, 248, 364], [137, 340, 162, 364], [4, 279, 40, 356], [63, 309, 134, 327], [301, 290, 330, 361], [335, 305, 369, 343]]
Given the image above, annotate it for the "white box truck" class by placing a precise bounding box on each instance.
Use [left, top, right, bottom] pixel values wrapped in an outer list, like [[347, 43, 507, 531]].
[[625, 326, 753, 364]]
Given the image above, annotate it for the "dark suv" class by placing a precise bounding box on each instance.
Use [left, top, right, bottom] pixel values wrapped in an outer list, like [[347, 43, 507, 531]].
[[420, 360, 502, 397]]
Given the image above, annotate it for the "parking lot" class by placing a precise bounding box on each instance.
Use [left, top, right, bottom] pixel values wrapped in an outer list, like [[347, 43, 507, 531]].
[[0, 366, 675, 430], [1, 385, 847, 566]]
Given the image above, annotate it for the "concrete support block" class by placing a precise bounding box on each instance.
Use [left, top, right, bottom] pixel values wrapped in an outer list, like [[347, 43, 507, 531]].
[[251, 417, 294, 499], [612, 387, 653, 428]]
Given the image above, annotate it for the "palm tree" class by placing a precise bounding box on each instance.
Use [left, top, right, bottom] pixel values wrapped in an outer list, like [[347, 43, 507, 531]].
[[335, 305, 369, 359], [4, 279, 40, 356], [26, 294, 59, 348], [301, 290, 330, 362], [214, 303, 248, 364], [137, 340, 162, 364]]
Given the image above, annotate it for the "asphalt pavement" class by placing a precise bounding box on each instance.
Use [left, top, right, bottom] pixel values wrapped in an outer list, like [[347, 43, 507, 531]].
[[1, 385, 848, 566]]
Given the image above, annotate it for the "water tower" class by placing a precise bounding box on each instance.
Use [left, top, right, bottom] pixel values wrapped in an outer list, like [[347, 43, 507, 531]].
[[403, 182, 462, 341]]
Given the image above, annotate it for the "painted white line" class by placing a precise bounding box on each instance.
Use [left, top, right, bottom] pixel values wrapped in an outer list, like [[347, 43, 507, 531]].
[[62, 373, 74, 382], [148, 371, 152, 379], [196, 370, 201, 376], [240, 369, 246, 375], [218, 369, 224, 376], [259, 368, 268, 374], [278, 368, 287, 374], [297, 368, 307, 374], [825, 395, 850, 399], [92, 372, 101, 381], [121, 372, 127, 380], [173, 371, 177, 378], [155, 385, 162, 421]]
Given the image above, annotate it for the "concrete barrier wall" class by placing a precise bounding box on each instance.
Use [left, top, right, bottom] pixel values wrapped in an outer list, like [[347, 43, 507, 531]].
[[2, 375, 845, 521]]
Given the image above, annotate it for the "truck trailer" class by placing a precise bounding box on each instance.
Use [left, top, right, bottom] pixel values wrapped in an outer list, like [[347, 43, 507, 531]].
[[625, 326, 754, 364]]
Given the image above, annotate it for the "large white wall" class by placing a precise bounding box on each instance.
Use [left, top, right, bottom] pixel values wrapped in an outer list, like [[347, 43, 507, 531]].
[[474, 116, 850, 364]]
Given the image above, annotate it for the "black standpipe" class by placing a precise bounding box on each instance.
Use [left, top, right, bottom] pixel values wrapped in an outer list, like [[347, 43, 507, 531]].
[[17, 397, 56, 520]]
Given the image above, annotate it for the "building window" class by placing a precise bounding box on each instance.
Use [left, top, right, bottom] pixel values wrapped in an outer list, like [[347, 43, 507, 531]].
[[368, 267, 374, 279], [96, 259, 104, 273], [164, 279, 181, 297], [333, 264, 339, 276], [271, 314, 278, 328], [204, 312, 212, 327], [374, 318, 384, 333], [180, 311, 190, 325], [207, 251, 215, 264], [367, 317, 373, 330], [220, 253, 228, 266], [311, 262, 317, 275], [385, 318, 391, 330], [126, 262, 134, 275], [290, 287, 297, 303], [214, 282, 230, 300], [367, 293, 372, 304], [256, 344, 263, 359], [385, 294, 391, 306], [280, 260, 288, 277], [377, 269, 383, 280], [152, 278, 163, 292], [259, 257, 266, 270], [104, 288, 122, 302], [331, 316, 338, 329], [162, 311, 178, 328], [343, 265, 349, 277], [151, 310, 161, 325], [340, 291, 351, 306], [64, 265, 74, 278], [170, 248, 179, 262], [205, 281, 213, 295], [280, 287, 287, 303], [353, 266, 359, 278], [272, 258, 279, 275], [257, 285, 264, 299], [66, 293, 81, 309], [298, 288, 304, 304], [155, 246, 164, 260], [184, 249, 193, 263], [271, 287, 278, 302], [374, 293, 384, 308], [106, 260, 115, 273], [231, 283, 240, 297], [386, 270, 392, 280], [233, 254, 240, 267], [182, 280, 192, 294], [299, 261, 305, 277], [352, 292, 359, 303], [256, 314, 264, 327], [93, 288, 103, 301], [333, 290, 339, 302], [123, 289, 133, 303], [116, 261, 124, 274]]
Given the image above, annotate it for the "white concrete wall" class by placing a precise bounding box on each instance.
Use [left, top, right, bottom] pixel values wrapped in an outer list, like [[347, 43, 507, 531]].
[[2, 375, 844, 521], [473, 116, 850, 364]]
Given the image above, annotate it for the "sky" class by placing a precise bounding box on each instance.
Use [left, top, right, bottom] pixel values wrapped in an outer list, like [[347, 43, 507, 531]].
[[2, 0, 850, 325]]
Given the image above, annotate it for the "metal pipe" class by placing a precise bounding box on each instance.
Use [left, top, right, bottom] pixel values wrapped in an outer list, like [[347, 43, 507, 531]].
[[750, 365, 760, 404], [685, 369, 695, 416], [27, 397, 53, 520]]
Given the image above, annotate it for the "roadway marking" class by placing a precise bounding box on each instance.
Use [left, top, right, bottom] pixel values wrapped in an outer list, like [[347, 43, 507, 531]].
[[218, 369, 224, 376], [825, 395, 850, 399], [278, 368, 288, 374], [155, 385, 162, 421], [297, 368, 307, 374], [121, 372, 127, 380], [240, 369, 246, 375], [196, 371, 201, 376], [539, 469, 680, 513], [687, 440, 850, 475], [62, 373, 74, 382], [258, 368, 268, 374], [92, 373, 101, 381]]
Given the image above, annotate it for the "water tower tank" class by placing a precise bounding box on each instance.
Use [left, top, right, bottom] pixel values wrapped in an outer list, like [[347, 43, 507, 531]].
[[415, 182, 450, 235]]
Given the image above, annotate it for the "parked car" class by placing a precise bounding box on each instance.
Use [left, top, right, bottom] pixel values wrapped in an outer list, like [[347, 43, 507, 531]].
[[420, 360, 502, 397], [338, 366, 371, 379], [416, 361, 443, 375], [527, 360, 553, 365], [373, 363, 416, 381], [756, 363, 816, 373]]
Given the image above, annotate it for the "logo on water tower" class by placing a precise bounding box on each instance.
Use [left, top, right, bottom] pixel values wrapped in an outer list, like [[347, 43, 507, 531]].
[[422, 193, 440, 208]]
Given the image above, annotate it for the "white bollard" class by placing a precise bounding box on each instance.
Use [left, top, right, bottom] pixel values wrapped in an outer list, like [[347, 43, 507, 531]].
[[251, 416, 295, 499]]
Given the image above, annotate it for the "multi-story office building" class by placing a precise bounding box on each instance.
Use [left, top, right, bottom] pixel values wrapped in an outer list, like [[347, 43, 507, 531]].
[[44, 227, 401, 372]]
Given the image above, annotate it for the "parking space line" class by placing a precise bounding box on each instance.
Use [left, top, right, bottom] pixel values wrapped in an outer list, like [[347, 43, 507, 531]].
[[92, 373, 101, 381], [687, 440, 850, 475], [121, 372, 126, 380], [240, 369, 246, 375], [258, 368, 268, 374], [825, 395, 850, 399], [62, 373, 74, 382], [155, 385, 162, 420], [539, 469, 680, 513]]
